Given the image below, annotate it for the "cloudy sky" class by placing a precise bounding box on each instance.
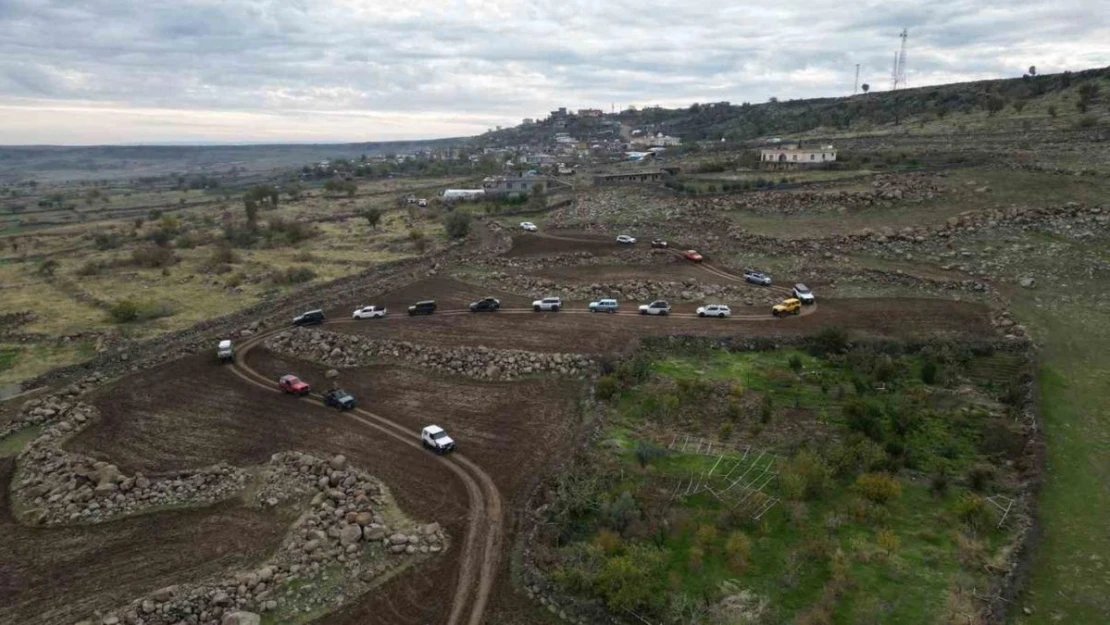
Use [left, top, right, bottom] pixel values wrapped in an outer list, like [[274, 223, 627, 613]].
[[0, 0, 1107, 145]]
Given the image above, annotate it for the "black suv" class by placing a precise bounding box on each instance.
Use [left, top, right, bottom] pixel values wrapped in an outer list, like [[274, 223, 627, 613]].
[[323, 388, 356, 410], [469, 297, 500, 312], [293, 309, 325, 326], [408, 300, 437, 316]]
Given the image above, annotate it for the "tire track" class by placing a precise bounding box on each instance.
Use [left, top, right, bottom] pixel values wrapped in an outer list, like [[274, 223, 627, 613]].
[[529, 230, 798, 296], [228, 329, 503, 625]]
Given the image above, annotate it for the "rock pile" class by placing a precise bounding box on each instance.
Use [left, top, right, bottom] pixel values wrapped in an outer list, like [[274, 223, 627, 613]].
[[13, 403, 247, 526], [470, 272, 781, 306], [0, 377, 106, 440], [266, 329, 595, 377], [78, 451, 445, 625]]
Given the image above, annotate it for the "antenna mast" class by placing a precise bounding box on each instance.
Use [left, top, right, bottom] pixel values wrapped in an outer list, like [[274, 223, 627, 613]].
[[891, 28, 909, 90]]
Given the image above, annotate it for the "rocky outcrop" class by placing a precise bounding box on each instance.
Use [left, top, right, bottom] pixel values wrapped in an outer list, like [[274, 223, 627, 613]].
[[266, 329, 595, 378], [77, 450, 445, 625]]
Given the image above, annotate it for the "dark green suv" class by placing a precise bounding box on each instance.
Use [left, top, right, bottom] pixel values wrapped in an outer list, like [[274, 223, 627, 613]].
[[408, 300, 437, 316]]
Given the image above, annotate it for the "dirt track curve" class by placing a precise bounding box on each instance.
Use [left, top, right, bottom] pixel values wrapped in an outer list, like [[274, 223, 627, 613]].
[[228, 328, 503, 625]]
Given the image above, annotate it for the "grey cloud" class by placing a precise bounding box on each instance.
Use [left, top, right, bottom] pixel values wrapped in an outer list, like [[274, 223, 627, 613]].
[[0, 0, 1106, 144]]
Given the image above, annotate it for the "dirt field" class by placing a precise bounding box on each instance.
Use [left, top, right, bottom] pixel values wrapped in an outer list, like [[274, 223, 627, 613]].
[[324, 276, 993, 352]]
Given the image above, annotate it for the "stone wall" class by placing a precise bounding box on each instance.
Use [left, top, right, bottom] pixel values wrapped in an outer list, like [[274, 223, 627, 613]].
[[265, 329, 595, 380], [75, 451, 444, 625]]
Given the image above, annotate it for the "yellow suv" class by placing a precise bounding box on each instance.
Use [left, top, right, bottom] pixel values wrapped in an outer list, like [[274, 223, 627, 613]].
[[772, 298, 802, 317]]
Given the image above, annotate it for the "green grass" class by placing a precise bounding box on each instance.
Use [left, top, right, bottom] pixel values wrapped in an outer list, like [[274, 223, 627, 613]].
[[1012, 304, 1110, 625], [0, 424, 44, 456], [548, 346, 1025, 623]]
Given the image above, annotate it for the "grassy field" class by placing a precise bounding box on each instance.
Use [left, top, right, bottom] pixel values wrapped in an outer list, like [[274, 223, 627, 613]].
[[1011, 304, 1110, 625], [0, 178, 467, 382], [541, 344, 1029, 624]]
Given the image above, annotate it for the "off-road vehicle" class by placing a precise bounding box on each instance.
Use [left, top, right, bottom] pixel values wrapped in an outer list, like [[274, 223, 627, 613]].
[[421, 425, 456, 454], [217, 339, 234, 363], [772, 298, 802, 317], [279, 374, 311, 396], [322, 388, 356, 410]]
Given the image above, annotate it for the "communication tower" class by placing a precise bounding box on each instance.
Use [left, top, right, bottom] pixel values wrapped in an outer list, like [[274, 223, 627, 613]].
[[890, 28, 909, 90]]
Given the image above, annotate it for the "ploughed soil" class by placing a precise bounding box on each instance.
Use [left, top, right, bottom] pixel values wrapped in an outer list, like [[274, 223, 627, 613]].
[[30, 346, 581, 625]]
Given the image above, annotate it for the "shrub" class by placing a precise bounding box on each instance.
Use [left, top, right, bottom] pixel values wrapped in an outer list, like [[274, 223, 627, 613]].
[[130, 244, 177, 268], [921, 360, 938, 384], [955, 493, 993, 531], [718, 422, 733, 440], [93, 232, 124, 250], [724, 531, 751, 573], [930, 469, 950, 496], [810, 325, 849, 356], [36, 258, 59, 278], [853, 473, 902, 505], [595, 375, 619, 400], [76, 260, 109, 276], [360, 207, 383, 229], [785, 449, 831, 500], [269, 266, 316, 285], [601, 490, 640, 532], [593, 545, 668, 615], [788, 354, 803, 373], [760, 394, 774, 424], [843, 399, 884, 442], [687, 545, 705, 572], [633, 441, 665, 468], [594, 529, 622, 555], [444, 210, 471, 239], [264, 218, 315, 246], [1075, 114, 1098, 129], [694, 524, 718, 552], [409, 229, 427, 252], [875, 528, 899, 556], [108, 299, 174, 324], [967, 463, 996, 492]]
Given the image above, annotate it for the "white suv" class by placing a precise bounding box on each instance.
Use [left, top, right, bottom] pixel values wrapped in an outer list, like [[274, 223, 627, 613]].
[[520, 221, 538, 232], [352, 305, 387, 319], [532, 297, 562, 312], [792, 284, 815, 305], [616, 234, 636, 244], [421, 425, 455, 454], [638, 300, 671, 316], [696, 304, 731, 318]]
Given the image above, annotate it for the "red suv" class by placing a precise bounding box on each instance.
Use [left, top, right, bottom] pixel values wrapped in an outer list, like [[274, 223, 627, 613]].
[[279, 374, 311, 396], [683, 249, 704, 263]]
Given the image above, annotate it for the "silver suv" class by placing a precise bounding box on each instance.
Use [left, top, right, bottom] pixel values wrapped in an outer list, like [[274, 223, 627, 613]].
[[589, 298, 619, 313], [744, 269, 772, 286]]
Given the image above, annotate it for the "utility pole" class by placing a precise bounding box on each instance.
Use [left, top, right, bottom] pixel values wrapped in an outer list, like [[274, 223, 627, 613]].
[[854, 64, 860, 95]]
